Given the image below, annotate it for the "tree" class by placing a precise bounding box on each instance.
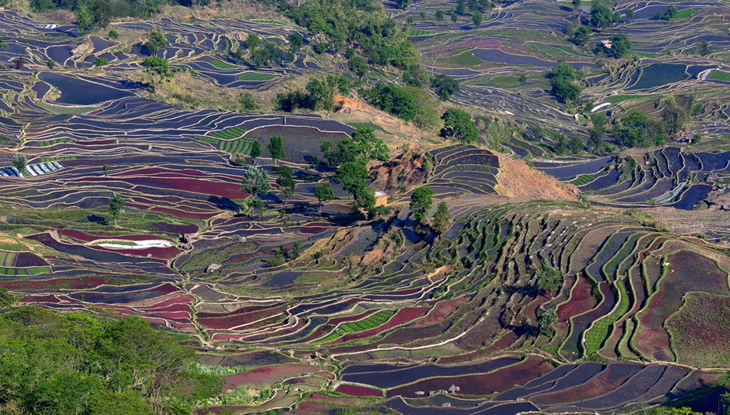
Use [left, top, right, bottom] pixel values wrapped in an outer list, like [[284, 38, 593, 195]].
[[590, 0, 616, 28], [240, 92, 257, 111], [451, 12, 458, 22], [247, 198, 264, 219], [287, 32, 304, 52], [410, 186, 434, 224], [568, 136, 584, 154], [536, 306, 557, 336], [0, 307, 221, 414], [546, 63, 582, 104], [141, 57, 172, 84], [276, 165, 296, 208], [145, 31, 166, 55], [320, 127, 389, 168], [109, 28, 119, 39], [245, 33, 262, 49], [440, 108, 480, 143], [431, 74, 460, 101], [348, 55, 369, 78], [431, 202, 451, 234], [570, 25, 591, 46], [471, 11, 483, 27], [93, 57, 109, 66], [47, 59, 55, 69], [695, 41, 710, 56], [536, 261, 562, 294], [249, 138, 262, 164], [360, 83, 418, 121], [607, 33, 631, 58], [267, 136, 285, 165], [241, 166, 271, 197], [108, 193, 125, 226], [435, 10, 444, 21], [455, 0, 467, 15], [314, 182, 335, 212], [0, 288, 14, 310], [102, 164, 108, 176], [572, 0, 581, 9], [11, 154, 26, 173], [0, 38, 5, 48], [625, 9, 634, 19]]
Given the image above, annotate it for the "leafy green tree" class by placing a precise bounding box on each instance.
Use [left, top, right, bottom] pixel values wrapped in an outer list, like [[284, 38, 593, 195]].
[[572, 0, 581, 9], [141, 57, 172, 83], [471, 11, 483, 27], [287, 32, 304, 52], [451, 12, 458, 22], [276, 165, 296, 208], [108, 28, 119, 39], [536, 261, 562, 294], [607, 33, 631, 58], [568, 136, 584, 154], [590, 0, 616, 28], [245, 33, 262, 49], [108, 193, 125, 225], [431, 202, 451, 234], [348, 55, 369, 78], [435, 10, 444, 21], [47, 59, 55, 69], [431, 74, 460, 101], [247, 198, 264, 219], [314, 182, 335, 212], [11, 154, 26, 173], [695, 41, 710, 56], [241, 166, 271, 197], [455, 0, 467, 15], [613, 111, 658, 148], [570, 25, 591, 46], [102, 164, 108, 176], [145, 31, 166, 55], [0, 38, 5, 48], [536, 306, 557, 335], [546, 63, 582, 104], [410, 186, 433, 224], [360, 83, 418, 121], [625, 9, 634, 19], [93, 57, 109, 66], [0, 307, 221, 414], [267, 136, 285, 165], [335, 161, 369, 192], [249, 138, 262, 163], [440, 108, 480, 143], [320, 127, 389, 168], [240, 92, 257, 111], [0, 288, 14, 310]]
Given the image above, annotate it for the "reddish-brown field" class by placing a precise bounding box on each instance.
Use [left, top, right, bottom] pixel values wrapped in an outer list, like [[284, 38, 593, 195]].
[[411, 297, 468, 327], [557, 275, 596, 322], [335, 384, 383, 397], [223, 364, 316, 391], [386, 356, 553, 398]]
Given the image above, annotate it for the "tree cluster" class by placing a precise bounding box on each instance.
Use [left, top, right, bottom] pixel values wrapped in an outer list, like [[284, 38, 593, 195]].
[[613, 95, 695, 148], [440, 108, 480, 143], [276, 75, 349, 112], [286, 0, 417, 69], [360, 83, 418, 121], [546, 63, 582, 105], [0, 306, 221, 414], [320, 127, 389, 167]]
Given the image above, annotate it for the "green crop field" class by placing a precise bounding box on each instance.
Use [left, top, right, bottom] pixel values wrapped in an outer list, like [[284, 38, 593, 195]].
[[209, 60, 238, 69], [708, 70, 730, 81], [438, 52, 482, 67], [571, 175, 595, 186]]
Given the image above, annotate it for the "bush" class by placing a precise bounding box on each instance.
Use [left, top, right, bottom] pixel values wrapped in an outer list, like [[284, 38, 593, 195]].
[[360, 83, 418, 121], [440, 108, 480, 143]]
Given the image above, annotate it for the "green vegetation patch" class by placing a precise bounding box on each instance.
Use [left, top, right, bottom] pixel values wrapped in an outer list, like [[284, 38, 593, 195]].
[[40, 156, 75, 162], [438, 52, 482, 67], [605, 94, 657, 104], [37, 138, 73, 147], [0, 266, 50, 275], [571, 175, 595, 186], [584, 279, 630, 355], [314, 309, 396, 343], [209, 60, 238, 69], [670, 8, 694, 19], [708, 70, 730, 82], [237, 72, 279, 81]]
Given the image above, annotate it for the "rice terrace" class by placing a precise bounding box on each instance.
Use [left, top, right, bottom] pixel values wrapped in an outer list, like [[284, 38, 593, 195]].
[[0, 0, 729, 411]]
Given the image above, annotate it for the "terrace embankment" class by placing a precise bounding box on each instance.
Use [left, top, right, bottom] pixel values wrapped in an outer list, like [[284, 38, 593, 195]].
[[495, 153, 579, 201]]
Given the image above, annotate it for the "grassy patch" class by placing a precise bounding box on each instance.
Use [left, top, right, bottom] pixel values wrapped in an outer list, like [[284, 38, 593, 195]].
[[605, 94, 657, 104], [670, 8, 694, 19], [237, 72, 278, 81], [438, 51, 482, 67], [408, 29, 435, 36], [584, 280, 630, 355], [314, 310, 396, 343], [571, 174, 595, 186], [209, 60, 238, 69], [37, 138, 73, 147], [708, 70, 730, 82], [40, 156, 75, 162]]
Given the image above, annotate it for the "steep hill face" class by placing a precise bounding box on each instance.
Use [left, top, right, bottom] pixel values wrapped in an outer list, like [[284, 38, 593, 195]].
[[495, 153, 580, 201]]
